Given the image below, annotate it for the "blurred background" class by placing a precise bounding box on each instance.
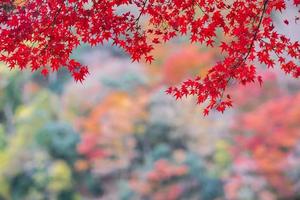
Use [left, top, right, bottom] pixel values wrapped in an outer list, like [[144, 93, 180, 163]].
[[0, 4, 300, 200]]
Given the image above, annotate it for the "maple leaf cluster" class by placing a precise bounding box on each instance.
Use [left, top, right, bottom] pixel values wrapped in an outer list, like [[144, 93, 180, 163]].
[[0, 0, 300, 114]]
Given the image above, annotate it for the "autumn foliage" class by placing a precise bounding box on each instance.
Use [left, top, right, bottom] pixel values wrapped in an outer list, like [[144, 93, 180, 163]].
[[1, 38, 300, 199], [1, 0, 300, 114], [232, 94, 300, 198]]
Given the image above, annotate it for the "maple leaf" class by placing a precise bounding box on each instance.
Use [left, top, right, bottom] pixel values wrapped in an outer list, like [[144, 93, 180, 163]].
[[257, 76, 263, 87], [165, 87, 173, 95], [145, 55, 154, 64], [41, 68, 49, 77]]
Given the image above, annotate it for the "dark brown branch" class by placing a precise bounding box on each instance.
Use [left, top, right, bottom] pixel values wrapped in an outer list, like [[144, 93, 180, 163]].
[[215, 0, 269, 107], [242, 0, 269, 63]]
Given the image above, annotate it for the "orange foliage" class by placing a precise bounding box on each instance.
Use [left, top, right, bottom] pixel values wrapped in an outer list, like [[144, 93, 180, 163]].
[[143, 44, 216, 85], [14, 0, 27, 6], [162, 45, 214, 85], [146, 159, 188, 182], [76, 91, 148, 175]]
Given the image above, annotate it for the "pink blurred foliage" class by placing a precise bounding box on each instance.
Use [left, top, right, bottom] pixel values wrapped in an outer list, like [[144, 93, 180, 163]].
[[129, 159, 188, 200], [230, 90, 300, 198], [229, 71, 281, 109]]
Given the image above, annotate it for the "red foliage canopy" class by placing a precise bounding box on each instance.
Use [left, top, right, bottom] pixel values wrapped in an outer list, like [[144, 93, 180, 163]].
[[0, 0, 300, 114]]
